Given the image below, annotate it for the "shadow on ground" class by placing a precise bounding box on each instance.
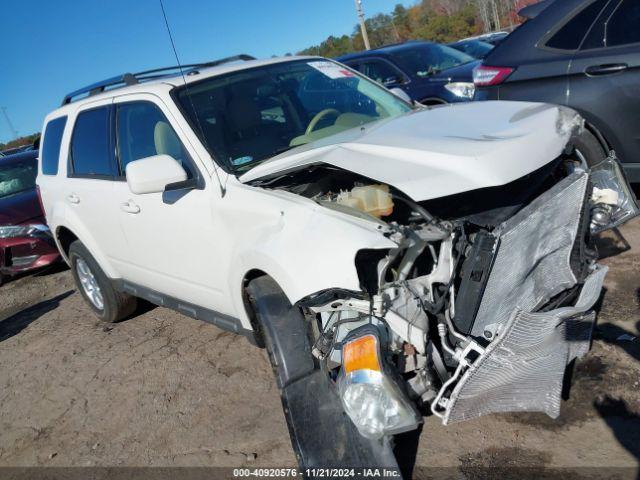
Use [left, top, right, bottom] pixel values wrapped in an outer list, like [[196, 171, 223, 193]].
[[0, 290, 74, 342]]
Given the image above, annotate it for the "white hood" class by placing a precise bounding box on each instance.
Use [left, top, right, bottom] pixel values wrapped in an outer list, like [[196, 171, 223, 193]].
[[239, 101, 581, 202]]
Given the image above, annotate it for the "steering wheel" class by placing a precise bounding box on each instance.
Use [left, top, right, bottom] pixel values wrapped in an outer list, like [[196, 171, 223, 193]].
[[305, 108, 341, 135]]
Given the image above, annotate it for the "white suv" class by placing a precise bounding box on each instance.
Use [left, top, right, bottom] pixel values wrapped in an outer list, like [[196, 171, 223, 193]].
[[38, 55, 638, 468]]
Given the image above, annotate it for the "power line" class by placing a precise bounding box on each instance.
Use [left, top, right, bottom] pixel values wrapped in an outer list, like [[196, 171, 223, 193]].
[[1, 107, 18, 139]]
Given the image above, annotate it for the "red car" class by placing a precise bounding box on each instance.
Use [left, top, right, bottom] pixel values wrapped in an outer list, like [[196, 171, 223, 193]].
[[0, 151, 60, 285]]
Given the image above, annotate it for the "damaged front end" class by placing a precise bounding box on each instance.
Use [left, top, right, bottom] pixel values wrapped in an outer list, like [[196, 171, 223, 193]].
[[255, 147, 638, 440]]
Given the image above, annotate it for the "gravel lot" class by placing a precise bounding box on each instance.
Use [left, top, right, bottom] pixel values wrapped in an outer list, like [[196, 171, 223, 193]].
[[0, 219, 639, 477]]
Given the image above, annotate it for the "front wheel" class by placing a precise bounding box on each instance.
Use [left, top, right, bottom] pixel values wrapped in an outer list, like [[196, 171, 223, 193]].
[[68, 240, 136, 323], [246, 276, 399, 471]]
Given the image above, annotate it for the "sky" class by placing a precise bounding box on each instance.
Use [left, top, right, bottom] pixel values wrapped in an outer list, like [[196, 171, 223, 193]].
[[0, 0, 411, 144]]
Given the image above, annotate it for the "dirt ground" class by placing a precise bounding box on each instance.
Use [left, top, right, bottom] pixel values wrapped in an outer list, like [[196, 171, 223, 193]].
[[0, 219, 639, 477]]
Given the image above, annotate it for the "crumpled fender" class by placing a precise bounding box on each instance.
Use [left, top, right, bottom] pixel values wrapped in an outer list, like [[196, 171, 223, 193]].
[[225, 186, 396, 329]]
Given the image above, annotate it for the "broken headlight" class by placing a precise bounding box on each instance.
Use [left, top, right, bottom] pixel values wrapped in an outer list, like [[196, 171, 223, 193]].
[[338, 327, 420, 439], [589, 154, 640, 233]]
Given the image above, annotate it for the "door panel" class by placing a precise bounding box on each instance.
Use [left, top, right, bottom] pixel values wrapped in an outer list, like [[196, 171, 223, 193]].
[[64, 100, 127, 272], [568, 0, 640, 166], [110, 94, 227, 312]]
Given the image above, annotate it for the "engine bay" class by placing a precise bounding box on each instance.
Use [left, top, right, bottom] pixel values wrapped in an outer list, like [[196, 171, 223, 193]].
[[249, 151, 639, 439]]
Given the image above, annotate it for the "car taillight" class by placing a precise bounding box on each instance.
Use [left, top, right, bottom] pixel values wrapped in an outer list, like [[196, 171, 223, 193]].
[[473, 65, 514, 87], [36, 185, 47, 221]]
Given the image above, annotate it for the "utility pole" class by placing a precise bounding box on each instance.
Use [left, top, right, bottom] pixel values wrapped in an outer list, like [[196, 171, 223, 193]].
[[1, 107, 18, 140], [354, 0, 371, 50]]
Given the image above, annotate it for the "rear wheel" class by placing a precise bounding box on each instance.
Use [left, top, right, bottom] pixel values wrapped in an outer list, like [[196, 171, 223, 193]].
[[68, 240, 136, 323]]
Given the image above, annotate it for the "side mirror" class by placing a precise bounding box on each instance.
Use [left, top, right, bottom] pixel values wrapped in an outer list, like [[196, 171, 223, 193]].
[[126, 154, 188, 195], [389, 87, 412, 104]]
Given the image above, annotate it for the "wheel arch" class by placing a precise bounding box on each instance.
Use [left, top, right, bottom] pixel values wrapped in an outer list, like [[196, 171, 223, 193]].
[[52, 222, 120, 279]]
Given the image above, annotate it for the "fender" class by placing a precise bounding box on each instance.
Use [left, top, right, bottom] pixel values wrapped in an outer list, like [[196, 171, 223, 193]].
[[51, 209, 120, 280], [226, 193, 397, 330]]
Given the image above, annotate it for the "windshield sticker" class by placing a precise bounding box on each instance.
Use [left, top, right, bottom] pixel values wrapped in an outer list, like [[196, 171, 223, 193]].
[[232, 156, 254, 166], [308, 61, 355, 79]]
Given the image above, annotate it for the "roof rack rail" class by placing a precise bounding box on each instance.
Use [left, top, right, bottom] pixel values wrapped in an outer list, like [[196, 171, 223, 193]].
[[61, 54, 256, 106]]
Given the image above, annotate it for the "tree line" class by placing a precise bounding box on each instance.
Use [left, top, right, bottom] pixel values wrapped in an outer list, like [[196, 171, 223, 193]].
[[297, 0, 537, 58], [0, 133, 39, 152]]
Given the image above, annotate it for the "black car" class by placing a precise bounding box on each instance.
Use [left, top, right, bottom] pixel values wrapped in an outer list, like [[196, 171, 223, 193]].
[[337, 41, 480, 105], [474, 0, 640, 182], [448, 39, 494, 59]]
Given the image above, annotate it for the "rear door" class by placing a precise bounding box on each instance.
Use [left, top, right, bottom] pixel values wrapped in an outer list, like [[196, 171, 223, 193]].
[[64, 100, 128, 270], [492, 0, 608, 104], [567, 0, 640, 171]]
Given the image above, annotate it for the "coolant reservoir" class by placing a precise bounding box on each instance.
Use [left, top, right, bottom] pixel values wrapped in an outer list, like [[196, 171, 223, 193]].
[[336, 184, 394, 218]]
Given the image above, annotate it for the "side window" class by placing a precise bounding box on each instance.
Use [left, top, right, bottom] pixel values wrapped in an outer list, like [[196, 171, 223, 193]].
[[360, 60, 403, 85], [605, 1, 640, 47], [41, 116, 67, 175], [545, 0, 608, 50], [116, 102, 193, 178], [70, 106, 116, 177]]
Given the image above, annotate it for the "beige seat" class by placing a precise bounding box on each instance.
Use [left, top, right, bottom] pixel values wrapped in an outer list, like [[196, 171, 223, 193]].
[[153, 121, 182, 160]]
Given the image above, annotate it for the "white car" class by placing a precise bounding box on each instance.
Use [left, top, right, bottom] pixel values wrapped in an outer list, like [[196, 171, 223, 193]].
[[37, 55, 638, 469]]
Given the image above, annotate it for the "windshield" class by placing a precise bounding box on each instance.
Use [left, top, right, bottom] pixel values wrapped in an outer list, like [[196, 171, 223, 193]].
[[0, 158, 37, 199], [175, 59, 412, 173], [392, 44, 475, 77]]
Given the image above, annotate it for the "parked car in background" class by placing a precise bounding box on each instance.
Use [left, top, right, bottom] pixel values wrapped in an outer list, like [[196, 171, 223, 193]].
[[474, 0, 640, 182], [337, 41, 479, 105], [448, 39, 494, 59], [0, 151, 60, 285], [1, 144, 35, 156]]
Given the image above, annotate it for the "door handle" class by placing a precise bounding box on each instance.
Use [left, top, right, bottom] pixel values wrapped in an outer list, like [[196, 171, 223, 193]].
[[121, 200, 140, 214], [585, 63, 628, 76], [66, 194, 80, 204]]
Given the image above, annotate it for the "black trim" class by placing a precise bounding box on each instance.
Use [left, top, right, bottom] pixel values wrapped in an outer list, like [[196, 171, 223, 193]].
[[114, 279, 257, 344]]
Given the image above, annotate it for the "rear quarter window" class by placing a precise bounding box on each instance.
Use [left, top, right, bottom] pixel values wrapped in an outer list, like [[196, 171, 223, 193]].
[[69, 106, 116, 178], [545, 0, 608, 50], [41, 116, 67, 175]]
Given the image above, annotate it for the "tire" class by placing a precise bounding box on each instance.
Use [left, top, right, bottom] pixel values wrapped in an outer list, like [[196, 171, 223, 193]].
[[571, 129, 606, 168], [68, 240, 136, 323], [246, 276, 399, 470]]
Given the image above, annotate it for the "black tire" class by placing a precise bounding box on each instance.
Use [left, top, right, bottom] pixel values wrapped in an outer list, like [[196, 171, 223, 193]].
[[571, 129, 606, 167], [68, 240, 136, 323], [246, 276, 399, 470]]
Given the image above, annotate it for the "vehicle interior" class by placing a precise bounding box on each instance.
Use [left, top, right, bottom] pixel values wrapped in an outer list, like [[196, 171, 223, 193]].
[[175, 60, 410, 172]]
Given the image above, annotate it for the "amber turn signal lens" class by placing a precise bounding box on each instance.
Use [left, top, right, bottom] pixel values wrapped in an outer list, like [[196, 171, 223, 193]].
[[343, 334, 381, 374]]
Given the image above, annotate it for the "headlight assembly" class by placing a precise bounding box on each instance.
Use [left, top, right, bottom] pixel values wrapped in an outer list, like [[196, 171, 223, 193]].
[[0, 224, 49, 239], [444, 82, 475, 99], [338, 327, 421, 439]]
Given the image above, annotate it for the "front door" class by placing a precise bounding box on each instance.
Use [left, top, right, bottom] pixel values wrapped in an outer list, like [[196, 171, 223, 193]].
[[110, 94, 227, 312]]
